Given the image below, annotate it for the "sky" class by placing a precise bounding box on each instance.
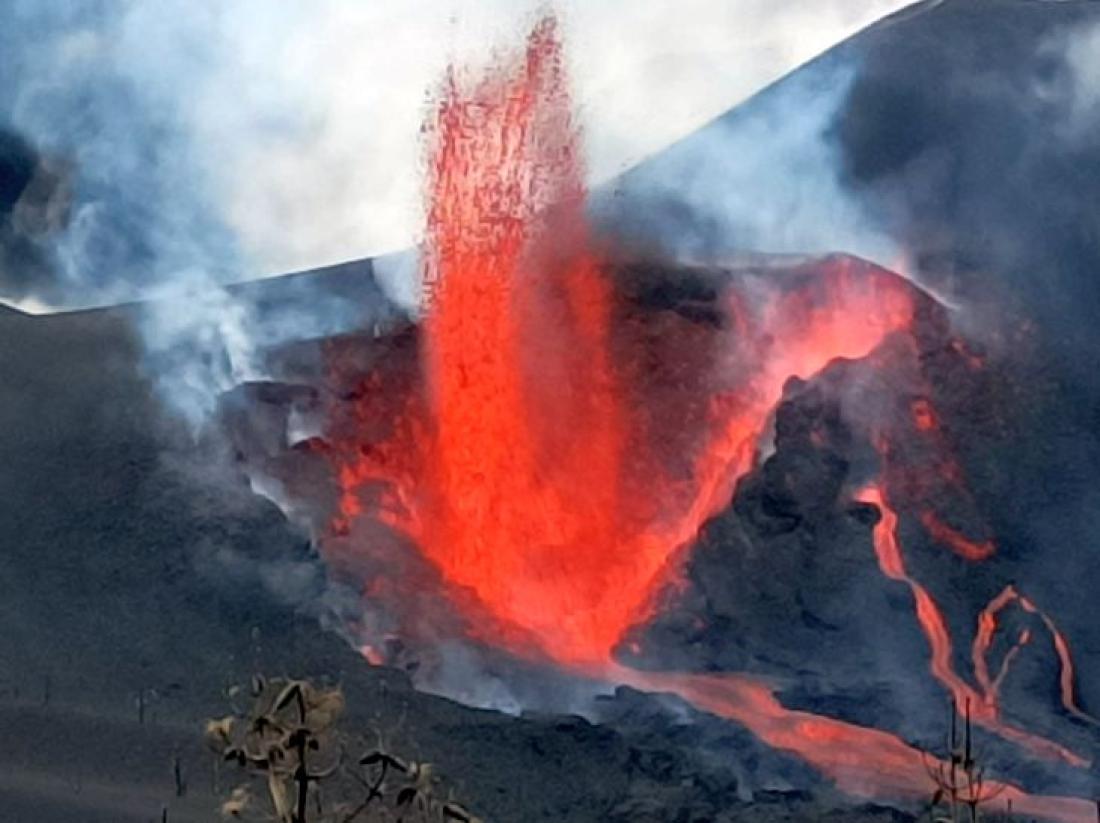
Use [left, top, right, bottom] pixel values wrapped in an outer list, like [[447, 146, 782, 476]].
[[0, 0, 913, 310], [191, 0, 915, 273]]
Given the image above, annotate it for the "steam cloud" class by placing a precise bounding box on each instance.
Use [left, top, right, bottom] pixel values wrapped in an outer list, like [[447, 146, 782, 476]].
[[0, 1, 910, 309], [592, 55, 901, 268], [0, 0, 913, 428]]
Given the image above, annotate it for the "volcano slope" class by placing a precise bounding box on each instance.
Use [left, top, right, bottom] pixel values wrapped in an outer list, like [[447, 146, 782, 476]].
[[602, 0, 1100, 756], [219, 0, 1100, 812], [226, 248, 1099, 810], [599, 0, 1100, 739], [0, 272, 919, 823]]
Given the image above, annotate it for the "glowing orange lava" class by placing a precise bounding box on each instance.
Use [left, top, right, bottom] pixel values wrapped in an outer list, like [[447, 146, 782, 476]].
[[416, 17, 638, 662], [973, 585, 1098, 726], [338, 17, 917, 665], [613, 666, 1095, 823], [919, 511, 996, 562], [856, 484, 1087, 768]]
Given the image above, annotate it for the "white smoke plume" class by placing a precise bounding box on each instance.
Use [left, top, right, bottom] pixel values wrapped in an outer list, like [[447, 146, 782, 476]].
[[0, 1, 911, 423], [2, 1, 910, 305], [593, 58, 903, 270], [1045, 18, 1100, 137]]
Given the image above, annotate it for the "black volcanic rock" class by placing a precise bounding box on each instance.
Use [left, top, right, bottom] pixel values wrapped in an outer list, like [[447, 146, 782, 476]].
[[620, 372, 937, 730], [606, 0, 1100, 710], [626, 327, 1100, 796]]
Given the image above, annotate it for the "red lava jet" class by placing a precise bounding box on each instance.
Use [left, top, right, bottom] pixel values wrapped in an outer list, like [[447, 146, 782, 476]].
[[324, 14, 1098, 822], [337, 17, 915, 665]]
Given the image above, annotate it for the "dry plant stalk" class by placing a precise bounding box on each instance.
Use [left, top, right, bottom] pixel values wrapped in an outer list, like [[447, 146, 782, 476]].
[[923, 699, 1006, 823], [205, 675, 481, 823]]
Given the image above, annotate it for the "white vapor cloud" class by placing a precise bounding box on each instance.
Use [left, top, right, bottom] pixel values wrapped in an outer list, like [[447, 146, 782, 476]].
[[1050, 20, 1100, 135], [103, 0, 912, 280], [1, 0, 910, 422]]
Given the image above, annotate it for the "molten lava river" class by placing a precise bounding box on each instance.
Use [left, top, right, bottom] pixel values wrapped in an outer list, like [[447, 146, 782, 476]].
[[315, 15, 1097, 821]]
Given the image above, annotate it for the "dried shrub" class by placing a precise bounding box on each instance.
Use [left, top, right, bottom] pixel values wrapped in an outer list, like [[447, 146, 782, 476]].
[[923, 699, 1005, 823], [206, 675, 480, 823]]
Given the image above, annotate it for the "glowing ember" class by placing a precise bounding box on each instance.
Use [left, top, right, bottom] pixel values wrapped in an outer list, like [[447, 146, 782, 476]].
[[878, 383, 996, 565], [919, 511, 996, 562]]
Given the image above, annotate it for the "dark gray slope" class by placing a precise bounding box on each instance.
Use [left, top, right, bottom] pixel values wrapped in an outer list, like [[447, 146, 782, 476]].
[[0, 286, 915, 822]]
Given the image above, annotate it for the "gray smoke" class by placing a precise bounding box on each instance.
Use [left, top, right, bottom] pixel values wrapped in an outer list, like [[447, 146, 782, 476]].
[[0, 4, 243, 308], [0, 1, 913, 426], [0, 3, 254, 423], [0, 4, 416, 424], [591, 46, 902, 271], [822, 2, 1100, 717]]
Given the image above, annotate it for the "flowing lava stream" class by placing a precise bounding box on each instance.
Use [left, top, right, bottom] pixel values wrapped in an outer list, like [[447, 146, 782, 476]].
[[330, 14, 1097, 821], [973, 585, 1098, 727], [855, 485, 1086, 767]]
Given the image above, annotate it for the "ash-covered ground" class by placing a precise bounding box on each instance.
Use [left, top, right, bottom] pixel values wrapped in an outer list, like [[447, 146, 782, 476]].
[[0, 266, 918, 823]]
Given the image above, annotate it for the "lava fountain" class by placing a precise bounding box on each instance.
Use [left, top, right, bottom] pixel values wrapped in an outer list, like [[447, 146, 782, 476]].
[[417, 16, 634, 662], [337, 15, 916, 665], [321, 14, 1097, 821]]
